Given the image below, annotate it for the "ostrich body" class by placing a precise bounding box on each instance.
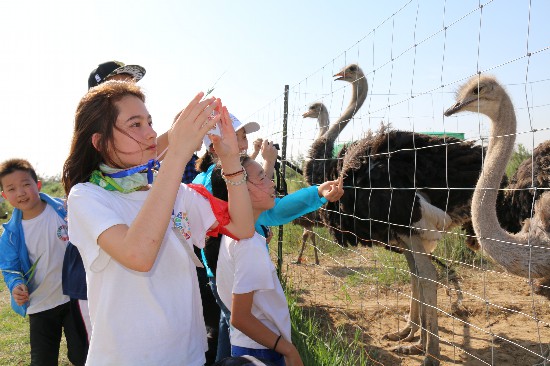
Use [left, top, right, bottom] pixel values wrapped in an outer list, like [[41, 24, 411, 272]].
[[340, 129, 483, 365], [500, 141, 550, 233], [444, 75, 550, 279]]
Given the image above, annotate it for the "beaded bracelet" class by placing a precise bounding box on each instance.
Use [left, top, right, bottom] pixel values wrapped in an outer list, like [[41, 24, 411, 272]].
[[222, 167, 245, 178], [222, 169, 247, 186]]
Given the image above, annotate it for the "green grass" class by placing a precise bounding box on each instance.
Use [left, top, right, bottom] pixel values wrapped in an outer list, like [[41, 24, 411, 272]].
[[0, 281, 31, 366], [0, 280, 70, 365], [284, 278, 378, 366]]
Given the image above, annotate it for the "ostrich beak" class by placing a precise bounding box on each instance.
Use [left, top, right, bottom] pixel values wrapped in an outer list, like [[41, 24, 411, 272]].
[[444, 102, 462, 117], [302, 110, 314, 118], [333, 71, 345, 81], [444, 97, 476, 117]]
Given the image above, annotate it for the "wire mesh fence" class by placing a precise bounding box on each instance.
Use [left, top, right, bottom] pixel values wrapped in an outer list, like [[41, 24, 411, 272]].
[[247, 1, 550, 364]]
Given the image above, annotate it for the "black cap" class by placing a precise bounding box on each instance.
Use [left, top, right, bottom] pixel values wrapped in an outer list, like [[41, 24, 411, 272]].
[[87, 61, 146, 89]]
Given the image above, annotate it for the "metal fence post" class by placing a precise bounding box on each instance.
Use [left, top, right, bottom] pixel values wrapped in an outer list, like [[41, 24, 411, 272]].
[[277, 85, 289, 276]]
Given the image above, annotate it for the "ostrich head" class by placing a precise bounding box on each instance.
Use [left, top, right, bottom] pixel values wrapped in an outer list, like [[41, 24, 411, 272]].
[[444, 75, 508, 120], [333, 63, 364, 84], [303, 102, 330, 138], [322, 63, 368, 143]]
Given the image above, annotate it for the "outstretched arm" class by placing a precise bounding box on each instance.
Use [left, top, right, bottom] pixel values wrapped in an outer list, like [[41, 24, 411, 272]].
[[257, 177, 343, 228]]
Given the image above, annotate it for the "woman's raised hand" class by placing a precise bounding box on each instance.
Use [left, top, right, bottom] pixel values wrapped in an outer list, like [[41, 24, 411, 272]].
[[169, 92, 221, 156], [209, 106, 240, 160]]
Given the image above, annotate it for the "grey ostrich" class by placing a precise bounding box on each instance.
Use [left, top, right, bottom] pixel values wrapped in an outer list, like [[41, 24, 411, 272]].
[[304, 66, 489, 365], [444, 75, 550, 366], [444, 75, 550, 278]]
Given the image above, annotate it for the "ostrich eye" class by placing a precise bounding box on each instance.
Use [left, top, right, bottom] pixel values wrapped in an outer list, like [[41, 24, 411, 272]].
[[473, 86, 483, 95], [349, 65, 357, 72]]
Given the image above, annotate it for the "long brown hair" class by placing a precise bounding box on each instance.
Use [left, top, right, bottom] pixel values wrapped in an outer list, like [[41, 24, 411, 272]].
[[62, 81, 145, 196]]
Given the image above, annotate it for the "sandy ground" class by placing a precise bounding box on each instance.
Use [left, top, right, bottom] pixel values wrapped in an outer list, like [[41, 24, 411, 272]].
[[282, 246, 550, 365]]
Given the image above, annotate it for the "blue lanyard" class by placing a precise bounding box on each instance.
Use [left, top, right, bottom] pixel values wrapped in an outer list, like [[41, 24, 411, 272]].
[[103, 159, 159, 184]]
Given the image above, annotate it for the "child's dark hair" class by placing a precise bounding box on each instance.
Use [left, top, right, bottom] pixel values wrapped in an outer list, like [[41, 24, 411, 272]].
[[0, 158, 38, 190], [195, 150, 216, 173]]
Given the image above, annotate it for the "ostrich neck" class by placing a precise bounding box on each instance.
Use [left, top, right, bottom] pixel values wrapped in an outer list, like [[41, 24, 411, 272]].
[[317, 110, 330, 138], [324, 78, 368, 143], [471, 95, 517, 252]]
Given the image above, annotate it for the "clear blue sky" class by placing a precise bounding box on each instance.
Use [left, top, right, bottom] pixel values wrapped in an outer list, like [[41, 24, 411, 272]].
[[1, 0, 549, 178]]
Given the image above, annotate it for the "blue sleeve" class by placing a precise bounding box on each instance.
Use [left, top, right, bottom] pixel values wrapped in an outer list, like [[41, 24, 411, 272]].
[[0, 230, 25, 292], [256, 185, 327, 227], [0, 230, 28, 317], [191, 164, 215, 193]]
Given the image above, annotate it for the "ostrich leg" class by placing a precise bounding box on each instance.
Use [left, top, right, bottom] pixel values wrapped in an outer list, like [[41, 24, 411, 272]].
[[393, 235, 441, 366], [296, 229, 309, 264], [295, 223, 320, 265], [296, 228, 314, 264], [311, 232, 320, 265], [383, 247, 420, 342]]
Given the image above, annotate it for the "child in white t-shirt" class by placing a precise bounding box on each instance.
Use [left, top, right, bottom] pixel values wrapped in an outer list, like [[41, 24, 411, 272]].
[[215, 156, 326, 366], [62, 81, 254, 366], [0, 158, 87, 365]]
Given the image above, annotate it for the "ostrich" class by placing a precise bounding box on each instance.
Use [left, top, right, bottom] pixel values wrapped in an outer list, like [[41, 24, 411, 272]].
[[304, 66, 486, 365], [444, 75, 550, 366], [304, 64, 367, 187], [305, 65, 482, 365], [294, 102, 330, 265], [340, 130, 485, 365], [444, 75, 550, 280]]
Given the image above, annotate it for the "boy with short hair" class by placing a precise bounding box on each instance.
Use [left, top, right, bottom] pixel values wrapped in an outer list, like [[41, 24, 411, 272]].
[[0, 158, 86, 366]]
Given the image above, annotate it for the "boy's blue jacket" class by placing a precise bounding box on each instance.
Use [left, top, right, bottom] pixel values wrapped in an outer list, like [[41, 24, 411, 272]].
[[0, 193, 66, 317]]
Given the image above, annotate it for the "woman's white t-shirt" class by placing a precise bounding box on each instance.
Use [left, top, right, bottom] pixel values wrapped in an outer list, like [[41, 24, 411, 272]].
[[68, 183, 215, 366], [216, 232, 291, 349]]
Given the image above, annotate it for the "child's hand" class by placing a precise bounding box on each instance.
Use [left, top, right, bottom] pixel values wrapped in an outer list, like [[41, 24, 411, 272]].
[[169, 93, 221, 156], [318, 176, 344, 202], [253, 138, 263, 155], [12, 284, 29, 306], [260, 140, 278, 164], [210, 106, 240, 160]]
